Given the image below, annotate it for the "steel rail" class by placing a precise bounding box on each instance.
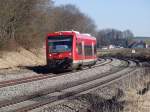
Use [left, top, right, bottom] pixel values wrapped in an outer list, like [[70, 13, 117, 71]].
[[5, 59, 133, 112], [0, 58, 112, 89], [0, 59, 128, 111]]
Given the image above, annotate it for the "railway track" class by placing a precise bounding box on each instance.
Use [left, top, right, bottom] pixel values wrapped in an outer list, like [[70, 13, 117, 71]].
[[0, 58, 132, 112], [0, 58, 112, 88]]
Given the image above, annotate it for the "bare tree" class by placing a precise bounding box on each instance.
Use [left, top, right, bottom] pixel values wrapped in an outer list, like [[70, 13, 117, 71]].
[[0, 1, 96, 50], [47, 4, 96, 35], [96, 29, 134, 48], [0, 0, 53, 49]]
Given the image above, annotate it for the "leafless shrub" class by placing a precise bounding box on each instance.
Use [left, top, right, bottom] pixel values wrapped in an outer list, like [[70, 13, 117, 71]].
[[96, 29, 134, 48], [79, 89, 125, 112], [0, 1, 98, 51], [0, 0, 54, 50], [77, 68, 150, 112], [47, 4, 97, 35]]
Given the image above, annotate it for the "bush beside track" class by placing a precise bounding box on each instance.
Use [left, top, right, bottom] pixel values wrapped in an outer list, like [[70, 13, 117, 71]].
[[98, 48, 150, 62]]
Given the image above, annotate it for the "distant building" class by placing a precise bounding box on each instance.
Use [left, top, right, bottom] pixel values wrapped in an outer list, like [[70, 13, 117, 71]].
[[102, 47, 108, 50], [109, 45, 115, 49], [129, 41, 146, 48], [129, 37, 150, 48], [101, 44, 124, 49]]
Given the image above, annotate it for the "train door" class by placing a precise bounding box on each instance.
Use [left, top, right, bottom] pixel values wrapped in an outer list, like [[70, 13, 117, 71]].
[[82, 41, 85, 61], [92, 42, 94, 56]]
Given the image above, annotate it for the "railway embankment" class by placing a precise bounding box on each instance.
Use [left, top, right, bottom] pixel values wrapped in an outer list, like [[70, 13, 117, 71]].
[[0, 58, 131, 112], [0, 47, 45, 69], [37, 65, 150, 112]]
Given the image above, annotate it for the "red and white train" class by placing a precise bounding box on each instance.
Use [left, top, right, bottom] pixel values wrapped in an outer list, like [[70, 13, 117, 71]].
[[46, 31, 97, 70]]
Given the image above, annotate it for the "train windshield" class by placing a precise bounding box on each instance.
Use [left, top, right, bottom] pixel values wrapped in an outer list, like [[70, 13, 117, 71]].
[[48, 36, 73, 53]]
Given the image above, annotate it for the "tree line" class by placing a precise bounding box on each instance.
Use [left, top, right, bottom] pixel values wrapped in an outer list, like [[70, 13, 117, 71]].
[[0, 0, 134, 51], [96, 29, 134, 48]]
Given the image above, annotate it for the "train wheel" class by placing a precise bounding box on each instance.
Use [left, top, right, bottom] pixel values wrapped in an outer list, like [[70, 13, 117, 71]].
[[77, 64, 83, 70], [88, 65, 92, 69]]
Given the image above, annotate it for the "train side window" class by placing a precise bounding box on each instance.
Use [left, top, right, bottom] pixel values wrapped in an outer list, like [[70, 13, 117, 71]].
[[94, 45, 96, 55], [77, 43, 82, 55], [85, 45, 92, 56]]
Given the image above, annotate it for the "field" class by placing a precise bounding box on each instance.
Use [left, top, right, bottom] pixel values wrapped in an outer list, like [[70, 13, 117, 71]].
[[98, 48, 150, 60]]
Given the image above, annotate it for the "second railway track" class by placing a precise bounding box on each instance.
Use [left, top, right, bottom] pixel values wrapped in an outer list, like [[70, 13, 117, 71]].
[[0, 58, 112, 88]]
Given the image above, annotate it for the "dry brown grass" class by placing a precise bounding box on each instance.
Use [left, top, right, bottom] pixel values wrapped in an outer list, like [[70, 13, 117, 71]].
[[122, 68, 150, 112], [77, 68, 150, 112]]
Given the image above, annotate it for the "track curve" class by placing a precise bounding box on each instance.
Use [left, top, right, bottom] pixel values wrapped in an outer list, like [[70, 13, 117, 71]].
[[0, 58, 112, 88], [0, 58, 133, 112]]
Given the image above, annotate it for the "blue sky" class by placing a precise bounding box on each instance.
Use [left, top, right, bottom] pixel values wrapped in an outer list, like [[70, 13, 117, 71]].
[[54, 0, 150, 37]]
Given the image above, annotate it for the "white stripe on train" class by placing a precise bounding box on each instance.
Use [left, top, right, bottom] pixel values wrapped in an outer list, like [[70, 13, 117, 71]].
[[73, 59, 97, 64]]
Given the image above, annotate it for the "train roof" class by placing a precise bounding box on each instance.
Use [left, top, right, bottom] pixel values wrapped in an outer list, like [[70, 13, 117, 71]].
[[47, 31, 96, 40]]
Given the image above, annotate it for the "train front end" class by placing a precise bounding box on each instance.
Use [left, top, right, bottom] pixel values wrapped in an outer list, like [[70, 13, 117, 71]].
[[46, 32, 74, 70]]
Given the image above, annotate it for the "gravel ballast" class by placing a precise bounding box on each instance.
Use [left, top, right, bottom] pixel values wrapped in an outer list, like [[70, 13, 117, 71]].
[[34, 67, 150, 112], [0, 59, 121, 102]]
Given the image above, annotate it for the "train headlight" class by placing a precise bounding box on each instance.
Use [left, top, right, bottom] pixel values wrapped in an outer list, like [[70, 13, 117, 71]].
[[49, 54, 52, 57], [69, 53, 72, 56], [59, 55, 62, 58]]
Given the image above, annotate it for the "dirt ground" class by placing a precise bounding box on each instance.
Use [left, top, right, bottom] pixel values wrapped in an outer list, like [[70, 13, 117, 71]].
[[0, 47, 46, 69]]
